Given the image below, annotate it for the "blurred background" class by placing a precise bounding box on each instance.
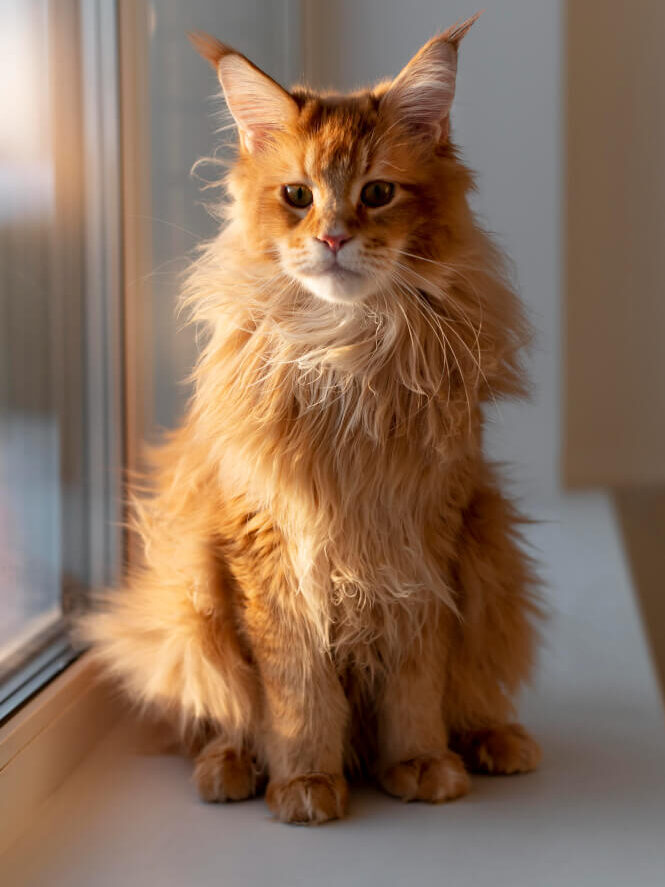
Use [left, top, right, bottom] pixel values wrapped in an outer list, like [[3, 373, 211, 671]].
[[1, 0, 664, 720]]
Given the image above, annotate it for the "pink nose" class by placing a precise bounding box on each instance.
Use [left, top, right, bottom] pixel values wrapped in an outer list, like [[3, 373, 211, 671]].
[[316, 233, 352, 254]]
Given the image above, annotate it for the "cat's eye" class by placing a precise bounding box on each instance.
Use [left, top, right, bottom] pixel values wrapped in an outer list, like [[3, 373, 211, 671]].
[[361, 181, 395, 208], [282, 184, 313, 208]]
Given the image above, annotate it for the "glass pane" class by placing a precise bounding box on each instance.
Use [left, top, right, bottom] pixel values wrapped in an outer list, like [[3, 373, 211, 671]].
[[0, 1, 72, 663], [0, 0, 122, 718]]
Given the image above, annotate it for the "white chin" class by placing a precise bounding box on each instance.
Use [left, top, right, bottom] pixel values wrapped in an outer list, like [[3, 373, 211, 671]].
[[299, 270, 374, 305]]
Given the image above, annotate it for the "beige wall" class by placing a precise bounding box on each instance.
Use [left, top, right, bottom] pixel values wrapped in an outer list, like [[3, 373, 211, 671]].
[[565, 1, 665, 487]]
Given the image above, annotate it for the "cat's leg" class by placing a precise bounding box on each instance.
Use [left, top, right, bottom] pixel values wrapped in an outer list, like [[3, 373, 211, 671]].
[[446, 478, 543, 775], [376, 609, 470, 803], [242, 596, 350, 824]]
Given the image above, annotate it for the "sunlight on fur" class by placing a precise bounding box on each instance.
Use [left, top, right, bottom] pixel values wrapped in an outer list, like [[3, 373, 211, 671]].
[[81, 13, 544, 825]]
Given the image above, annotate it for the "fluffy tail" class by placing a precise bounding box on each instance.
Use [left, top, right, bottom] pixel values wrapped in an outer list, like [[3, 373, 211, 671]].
[[78, 570, 259, 748]]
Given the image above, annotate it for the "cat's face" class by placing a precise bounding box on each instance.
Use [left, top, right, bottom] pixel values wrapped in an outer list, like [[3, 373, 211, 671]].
[[247, 101, 427, 305], [191, 16, 479, 305]]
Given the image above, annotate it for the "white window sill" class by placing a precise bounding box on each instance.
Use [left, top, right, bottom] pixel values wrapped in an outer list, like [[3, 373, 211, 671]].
[[2, 494, 664, 886], [0, 656, 125, 857]]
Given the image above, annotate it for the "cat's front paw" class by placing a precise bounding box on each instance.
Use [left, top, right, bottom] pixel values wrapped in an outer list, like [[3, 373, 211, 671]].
[[266, 772, 348, 824], [453, 723, 542, 775], [380, 750, 470, 803], [194, 742, 261, 802]]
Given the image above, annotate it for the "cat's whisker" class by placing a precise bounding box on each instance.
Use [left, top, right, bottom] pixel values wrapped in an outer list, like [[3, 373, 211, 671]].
[[387, 272, 456, 402], [389, 247, 494, 350], [390, 271, 470, 424], [411, 282, 499, 414], [392, 259, 483, 378], [388, 249, 498, 407]]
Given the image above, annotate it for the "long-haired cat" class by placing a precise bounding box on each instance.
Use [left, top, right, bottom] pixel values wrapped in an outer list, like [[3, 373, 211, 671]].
[[83, 13, 543, 824]]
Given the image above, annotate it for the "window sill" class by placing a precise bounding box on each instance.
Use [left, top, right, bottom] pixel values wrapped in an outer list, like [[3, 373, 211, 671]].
[[0, 655, 124, 855]]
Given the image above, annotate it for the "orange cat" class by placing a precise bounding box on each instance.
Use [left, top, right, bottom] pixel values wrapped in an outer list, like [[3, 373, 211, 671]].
[[83, 14, 543, 824]]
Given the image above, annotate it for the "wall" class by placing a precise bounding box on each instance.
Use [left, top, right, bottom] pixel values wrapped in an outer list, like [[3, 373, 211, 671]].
[[565, 0, 665, 487]]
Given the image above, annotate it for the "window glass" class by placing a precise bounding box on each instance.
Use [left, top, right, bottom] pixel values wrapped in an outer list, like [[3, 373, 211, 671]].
[[0, 0, 122, 721]]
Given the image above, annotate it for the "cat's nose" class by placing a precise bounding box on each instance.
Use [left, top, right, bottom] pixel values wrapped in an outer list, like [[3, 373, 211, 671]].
[[316, 232, 353, 254]]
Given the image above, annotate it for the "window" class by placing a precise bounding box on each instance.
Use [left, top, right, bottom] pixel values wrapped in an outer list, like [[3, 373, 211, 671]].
[[0, 0, 299, 723], [0, 0, 123, 722]]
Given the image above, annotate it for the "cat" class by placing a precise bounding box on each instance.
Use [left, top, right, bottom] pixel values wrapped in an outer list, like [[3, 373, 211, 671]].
[[82, 13, 543, 824]]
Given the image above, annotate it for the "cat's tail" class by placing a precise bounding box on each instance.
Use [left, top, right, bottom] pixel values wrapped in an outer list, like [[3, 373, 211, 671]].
[[76, 570, 259, 750]]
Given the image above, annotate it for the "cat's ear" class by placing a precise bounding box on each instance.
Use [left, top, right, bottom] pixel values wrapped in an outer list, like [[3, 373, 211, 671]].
[[189, 32, 298, 153], [381, 12, 481, 144]]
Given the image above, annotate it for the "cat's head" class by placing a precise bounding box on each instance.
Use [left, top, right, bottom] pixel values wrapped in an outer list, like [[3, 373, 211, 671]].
[[191, 15, 480, 306]]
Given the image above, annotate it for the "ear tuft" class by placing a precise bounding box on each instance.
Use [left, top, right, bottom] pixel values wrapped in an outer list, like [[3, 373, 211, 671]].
[[382, 12, 482, 144], [440, 10, 484, 47], [188, 31, 233, 70]]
